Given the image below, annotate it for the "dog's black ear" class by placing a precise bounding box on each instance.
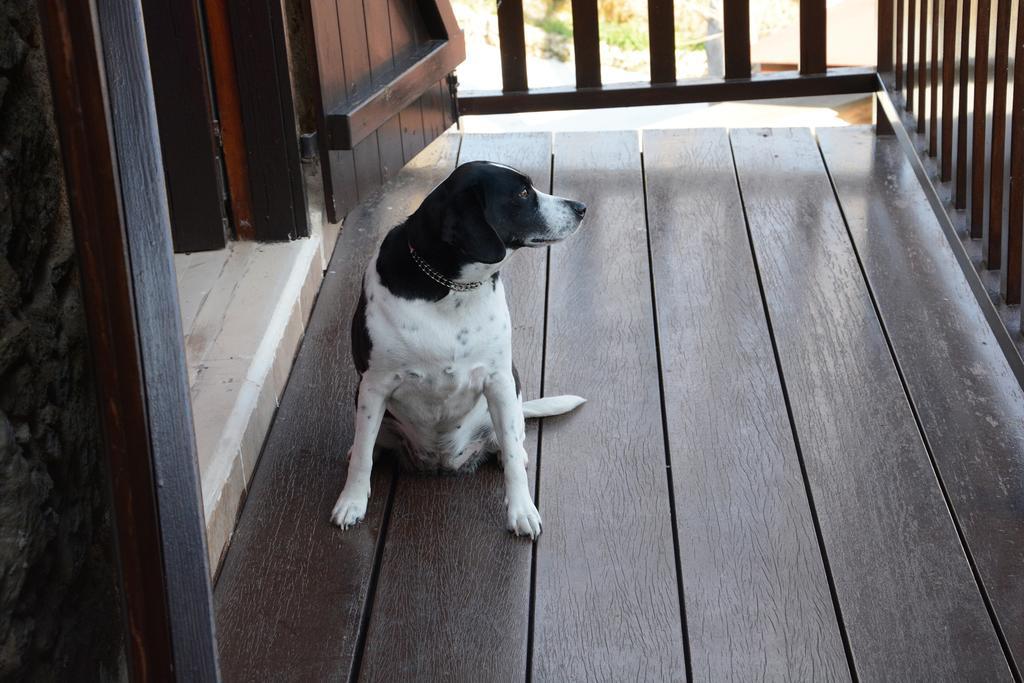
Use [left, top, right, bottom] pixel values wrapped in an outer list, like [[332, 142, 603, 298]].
[[440, 184, 507, 265]]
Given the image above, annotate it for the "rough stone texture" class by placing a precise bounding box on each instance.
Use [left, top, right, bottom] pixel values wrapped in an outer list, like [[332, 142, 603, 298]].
[[0, 2, 124, 680]]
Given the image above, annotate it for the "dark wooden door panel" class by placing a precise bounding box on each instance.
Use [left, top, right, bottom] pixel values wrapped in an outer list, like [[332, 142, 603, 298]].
[[310, 0, 463, 223], [731, 127, 1009, 680], [534, 131, 686, 681], [358, 132, 551, 681], [141, 0, 227, 252], [644, 129, 850, 680], [820, 126, 1024, 673]]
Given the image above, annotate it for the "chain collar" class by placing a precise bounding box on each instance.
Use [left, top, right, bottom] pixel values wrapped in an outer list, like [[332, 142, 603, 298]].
[[408, 243, 483, 292]]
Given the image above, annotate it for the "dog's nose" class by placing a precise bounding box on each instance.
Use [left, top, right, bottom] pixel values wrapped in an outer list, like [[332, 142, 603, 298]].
[[569, 200, 587, 218]]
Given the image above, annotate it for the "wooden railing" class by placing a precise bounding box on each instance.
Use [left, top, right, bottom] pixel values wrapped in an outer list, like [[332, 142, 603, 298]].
[[879, 0, 1024, 308], [457, 0, 881, 115]]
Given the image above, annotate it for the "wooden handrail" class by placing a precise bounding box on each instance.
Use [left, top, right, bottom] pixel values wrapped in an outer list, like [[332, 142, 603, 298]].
[[483, 0, 856, 108]]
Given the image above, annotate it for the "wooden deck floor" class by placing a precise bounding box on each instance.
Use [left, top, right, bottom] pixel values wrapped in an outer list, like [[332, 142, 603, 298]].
[[214, 127, 1024, 681]]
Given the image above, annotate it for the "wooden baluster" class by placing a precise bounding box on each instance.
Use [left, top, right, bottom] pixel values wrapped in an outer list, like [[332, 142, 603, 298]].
[[800, 0, 826, 74], [896, 0, 905, 89], [880, 0, 895, 76], [907, 0, 917, 109], [497, 0, 528, 92], [956, 0, 972, 207], [649, 0, 676, 83], [572, 0, 601, 88], [723, 0, 751, 79], [1004, 0, 1023, 306], [941, 0, 956, 179], [971, 0, 991, 238], [918, 0, 929, 133], [929, 0, 940, 154], [987, 0, 1012, 268]]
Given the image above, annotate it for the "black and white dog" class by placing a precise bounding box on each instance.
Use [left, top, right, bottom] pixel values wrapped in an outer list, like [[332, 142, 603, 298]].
[[331, 161, 587, 539]]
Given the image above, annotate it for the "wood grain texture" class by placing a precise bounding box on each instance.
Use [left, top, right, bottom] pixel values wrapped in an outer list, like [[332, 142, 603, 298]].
[[820, 126, 1024, 673], [986, 0, 1012, 268], [215, 135, 461, 682], [357, 133, 551, 682], [918, 0, 928, 132], [533, 131, 685, 681], [644, 129, 849, 681], [389, 0, 428, 162], [310, 0, 360, 222], [731, 128, 1009, 681]]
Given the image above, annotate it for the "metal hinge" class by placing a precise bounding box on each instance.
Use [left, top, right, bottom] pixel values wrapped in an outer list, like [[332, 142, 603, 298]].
[[446, 72, 460, 124]]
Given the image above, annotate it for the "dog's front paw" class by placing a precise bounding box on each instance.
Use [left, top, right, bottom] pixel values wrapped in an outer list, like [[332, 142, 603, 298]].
[[506, 496, 542, 539], [331, 487, 369, 529]]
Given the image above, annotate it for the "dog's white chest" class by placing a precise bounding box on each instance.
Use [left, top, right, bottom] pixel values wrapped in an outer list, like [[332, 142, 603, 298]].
[[363, 263, 512, 456]]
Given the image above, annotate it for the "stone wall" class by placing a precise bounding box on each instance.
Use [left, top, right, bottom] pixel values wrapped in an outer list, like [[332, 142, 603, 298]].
[[0, 1, 124, 679]]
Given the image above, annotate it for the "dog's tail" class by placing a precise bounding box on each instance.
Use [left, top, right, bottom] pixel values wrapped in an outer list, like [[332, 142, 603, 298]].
[[522, 395, 586, 419]]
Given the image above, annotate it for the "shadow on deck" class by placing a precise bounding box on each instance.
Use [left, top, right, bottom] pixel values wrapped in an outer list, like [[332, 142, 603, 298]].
[[213, 127, 1024, 681]]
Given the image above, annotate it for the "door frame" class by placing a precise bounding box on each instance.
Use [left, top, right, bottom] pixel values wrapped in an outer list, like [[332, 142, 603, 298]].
[[38, 0, 220, 678]]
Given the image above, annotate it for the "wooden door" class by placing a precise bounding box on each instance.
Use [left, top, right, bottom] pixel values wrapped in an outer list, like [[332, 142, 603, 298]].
[[308, 0, 465, 223], [142, 0, 228, 252]]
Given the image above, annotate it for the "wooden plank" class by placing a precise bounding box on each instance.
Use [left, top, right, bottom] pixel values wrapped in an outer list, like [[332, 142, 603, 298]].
[[731, 128, 1009, 680], [820, 125, 1024, 679], [800, 0, 826, 74], [571, 0, 602, 87], [533, 131, 684, 680], [364, 0, 405, 182], [389, 0, 427, 163], [643, 129, 849, 680], [324, 38, 465, 150], [310, 0, 359, 222], [723, 0, 752, 79], [141, 0, 226, 252], [358, 133, 551, 681], [971, 0, 992, 236], [497, 0, 528, 90], [214, 134, 461, 682], [648, 0, 676, 83]]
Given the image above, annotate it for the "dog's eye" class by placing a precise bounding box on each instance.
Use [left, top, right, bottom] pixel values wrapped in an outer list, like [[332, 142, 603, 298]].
[[518, 187, 529, 199]]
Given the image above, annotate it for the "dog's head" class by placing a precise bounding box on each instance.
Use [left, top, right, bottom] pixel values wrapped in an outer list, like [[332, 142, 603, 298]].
[[415, 161, 586, 267]]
